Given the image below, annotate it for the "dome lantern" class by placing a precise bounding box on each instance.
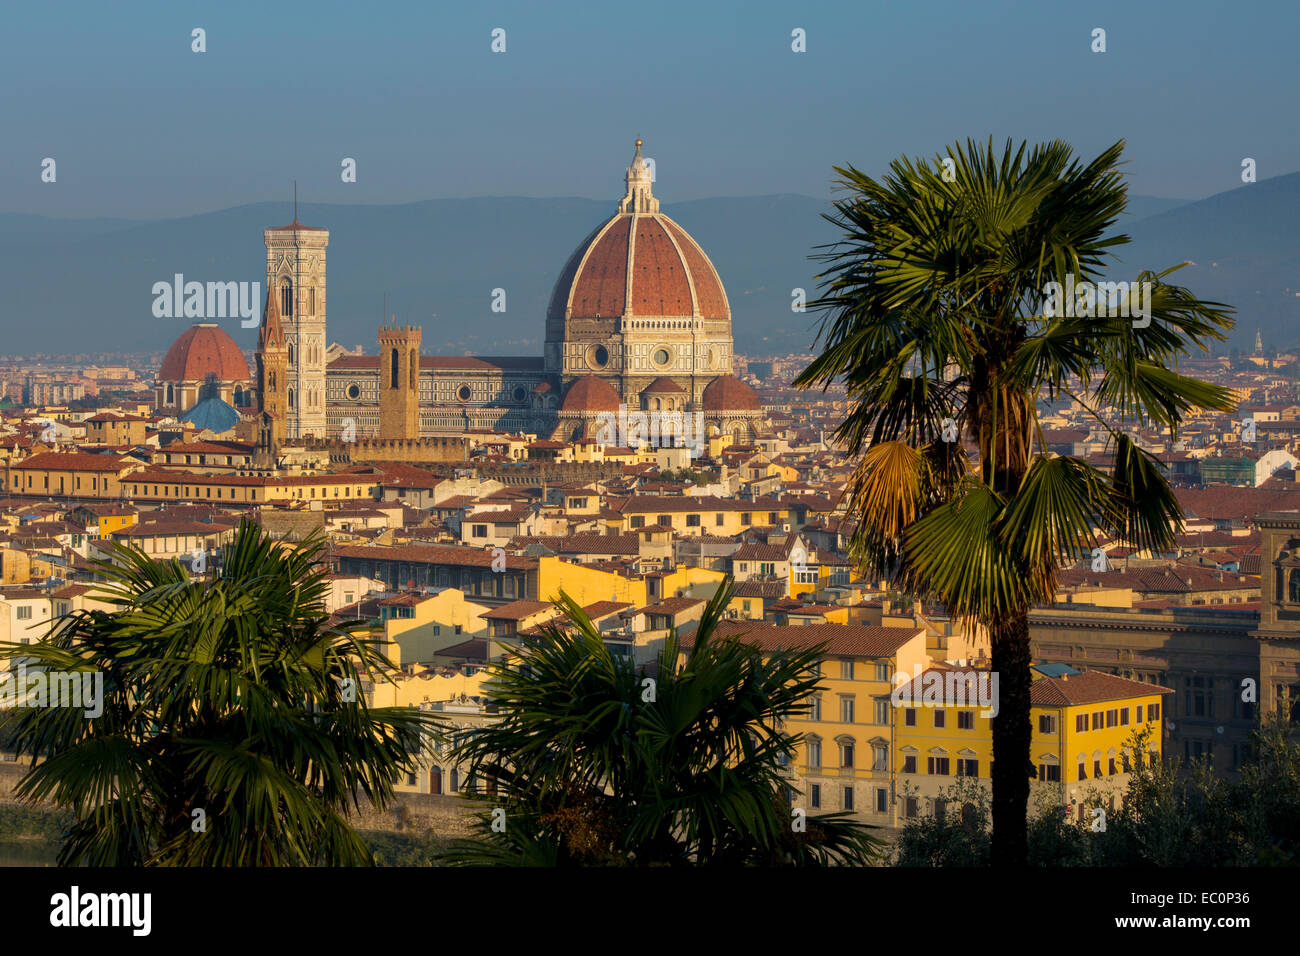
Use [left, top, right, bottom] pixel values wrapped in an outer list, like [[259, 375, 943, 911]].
[[619, 136, 659, 215]]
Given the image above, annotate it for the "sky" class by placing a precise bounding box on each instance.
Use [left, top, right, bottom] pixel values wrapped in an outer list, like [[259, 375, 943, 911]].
[[1, 0, 1296, 218]]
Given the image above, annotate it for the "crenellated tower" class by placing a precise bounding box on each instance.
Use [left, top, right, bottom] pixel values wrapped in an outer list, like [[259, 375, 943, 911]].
[[377, 324, 422, 440]]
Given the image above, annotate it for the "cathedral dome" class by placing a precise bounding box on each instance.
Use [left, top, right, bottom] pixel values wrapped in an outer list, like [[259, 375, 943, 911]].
[[159, 324, 250, 383], [561, 375, 622, 412], [547, 141, 730, 323], [702, 375, 760, 411]]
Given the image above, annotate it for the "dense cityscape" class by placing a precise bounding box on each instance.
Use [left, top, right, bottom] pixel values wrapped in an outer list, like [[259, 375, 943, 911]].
[[2, 149, 1299, 842], [5, 0, 1298, 939]]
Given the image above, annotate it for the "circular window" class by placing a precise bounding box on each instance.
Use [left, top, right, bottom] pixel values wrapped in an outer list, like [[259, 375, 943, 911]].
[[345, 383, 361, 401], [512, 385, 527, 402], [457, 385, 472, 402], [652, 347, 672, 367], [586, 344, 609, 369]]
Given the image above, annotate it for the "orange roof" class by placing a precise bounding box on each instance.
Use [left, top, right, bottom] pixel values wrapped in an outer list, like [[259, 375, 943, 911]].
[[561, 376, 621, 413], [548, 212, 728, 321], [13, 452, 132, 472], [266, 220, 326, 232], [1030, 671, 1174, 706], [702, 375, 760, 412], [158, 324, 251, 383], [684, 620, 924, 658]]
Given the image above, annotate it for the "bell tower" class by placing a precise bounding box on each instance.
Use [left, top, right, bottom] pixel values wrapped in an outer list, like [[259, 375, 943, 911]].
[[264, 198, 329, 440], [378, 324, 422, 440]]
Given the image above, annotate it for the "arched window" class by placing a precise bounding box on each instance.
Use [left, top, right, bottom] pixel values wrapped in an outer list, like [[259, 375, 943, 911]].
[[287, 388, 295, 409], [280, 279, 293, 317], [165, 383, 174, 405], [390, 348, 400, 389], [288, 342, 295, 365], [268, 371, 275, 391], [309, 286, 316, 315], [1289, 568, 1300, 604]]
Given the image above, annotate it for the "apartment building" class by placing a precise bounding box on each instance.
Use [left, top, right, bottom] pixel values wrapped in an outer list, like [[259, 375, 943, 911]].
[[679, 619, 930, 828], [891, 664, 1172, 825]]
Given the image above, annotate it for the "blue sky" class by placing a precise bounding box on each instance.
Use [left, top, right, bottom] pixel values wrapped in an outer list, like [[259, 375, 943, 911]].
[[2, 0, 1295, 217]]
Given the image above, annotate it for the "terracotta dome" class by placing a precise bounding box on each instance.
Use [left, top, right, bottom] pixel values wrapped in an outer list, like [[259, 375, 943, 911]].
[[701, 375, 760, 412], [641, 376, 684, 395], [159, 323, 250, 382], [561, 375, 622, 412], [547, 144, 729, 323]]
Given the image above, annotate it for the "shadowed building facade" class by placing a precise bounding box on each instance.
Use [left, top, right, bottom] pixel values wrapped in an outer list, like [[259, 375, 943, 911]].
[[1030, 510, 1300, 777]]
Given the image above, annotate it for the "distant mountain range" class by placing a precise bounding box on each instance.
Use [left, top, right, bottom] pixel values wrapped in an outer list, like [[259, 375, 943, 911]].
[[0, 175, 1295, 359]]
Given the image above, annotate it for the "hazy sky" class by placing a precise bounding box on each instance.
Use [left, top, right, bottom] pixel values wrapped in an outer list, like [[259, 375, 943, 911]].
[[2, 0, 1295, 218]]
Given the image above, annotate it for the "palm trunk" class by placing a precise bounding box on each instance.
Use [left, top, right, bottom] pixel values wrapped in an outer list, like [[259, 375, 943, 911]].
[[990, 608, 1032, 866]]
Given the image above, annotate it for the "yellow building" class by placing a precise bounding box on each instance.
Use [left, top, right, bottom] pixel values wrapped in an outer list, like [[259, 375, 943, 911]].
[[681, 620, 931, 827], [373, 588, 492, 667], [82, 412, 149, 447], [6, 451, 136, 499], [891, 663, 1172, 825], [533, 554, 648, 607], [610, 495, 791, 537], [121, 468, 377, 505], [71, 503, 138, 538]]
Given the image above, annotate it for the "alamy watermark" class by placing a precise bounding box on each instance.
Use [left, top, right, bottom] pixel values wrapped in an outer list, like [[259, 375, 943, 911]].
[[1042, 274, 1153, 328], [594, 403, 707, 458], [891, 667, 999, 717], [151, 274, 261, 327], [0, 662, 104, 718]]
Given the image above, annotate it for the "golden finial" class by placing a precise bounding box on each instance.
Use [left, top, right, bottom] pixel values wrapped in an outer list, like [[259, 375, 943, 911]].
[[636, 136, 642, 151]]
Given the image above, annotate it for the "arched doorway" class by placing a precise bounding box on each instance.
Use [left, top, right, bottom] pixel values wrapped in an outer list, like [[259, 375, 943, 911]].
[[429, 766, 442, 795]]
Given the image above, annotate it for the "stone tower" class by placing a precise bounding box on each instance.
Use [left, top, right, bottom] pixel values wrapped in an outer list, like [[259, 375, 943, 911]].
[[377, 324, 422, 440], [255, 283, 288, 465], [264, 217, 329, 439]]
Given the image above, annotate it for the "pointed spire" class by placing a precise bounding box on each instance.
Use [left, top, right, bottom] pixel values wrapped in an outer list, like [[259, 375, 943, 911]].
[[260, 281, 285, 350]]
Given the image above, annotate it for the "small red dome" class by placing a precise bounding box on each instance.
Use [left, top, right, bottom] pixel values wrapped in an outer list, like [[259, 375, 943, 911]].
[[702, 375, 760, 412], [561, 375, 622, 413], [641, 376, 685, 395], [158, 324, 251, 382]]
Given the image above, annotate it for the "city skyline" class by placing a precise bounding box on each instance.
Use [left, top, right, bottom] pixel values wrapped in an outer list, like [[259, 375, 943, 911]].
[[0, 2, 1295, 917]]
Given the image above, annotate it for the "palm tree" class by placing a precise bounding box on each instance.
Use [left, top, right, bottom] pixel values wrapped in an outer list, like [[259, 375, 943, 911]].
[[441, 578, 881, 866], [795, 138, 1235, 865], [0, 518, 440, 866]]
